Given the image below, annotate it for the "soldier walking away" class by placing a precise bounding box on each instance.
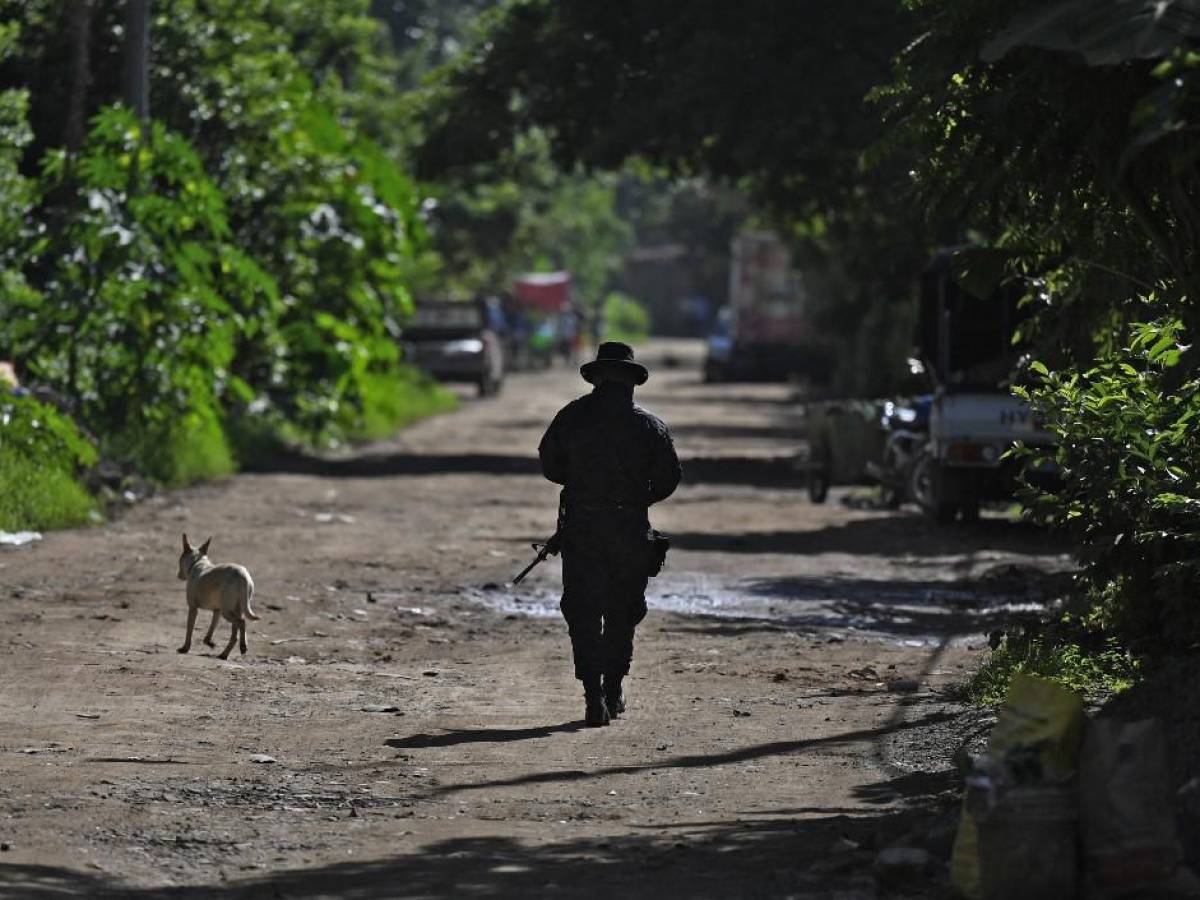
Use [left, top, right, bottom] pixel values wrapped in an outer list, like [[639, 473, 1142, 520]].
[[538, 342, 682, 726]]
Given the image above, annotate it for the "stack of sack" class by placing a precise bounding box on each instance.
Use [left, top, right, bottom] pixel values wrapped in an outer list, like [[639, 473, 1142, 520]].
[[952, 674, 1199, 899]]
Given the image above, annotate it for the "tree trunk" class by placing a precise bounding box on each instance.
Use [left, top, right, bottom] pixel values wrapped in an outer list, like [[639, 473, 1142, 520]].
[[123, 0, 151, 121], [64, 0, 95, 153]]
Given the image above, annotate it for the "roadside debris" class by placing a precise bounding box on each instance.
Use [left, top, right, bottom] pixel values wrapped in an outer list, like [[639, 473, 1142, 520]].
[[0, 531, 42, 547], [951, 675, 1197, 900], [874, 846, 933, 888]]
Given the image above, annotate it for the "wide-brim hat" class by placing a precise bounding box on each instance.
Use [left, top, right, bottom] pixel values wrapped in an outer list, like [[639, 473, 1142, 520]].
[[580, 341, 649, 385]]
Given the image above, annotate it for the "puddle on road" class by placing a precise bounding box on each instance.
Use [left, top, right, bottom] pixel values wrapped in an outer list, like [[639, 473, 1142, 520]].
[[464, 567, 1058, 647]]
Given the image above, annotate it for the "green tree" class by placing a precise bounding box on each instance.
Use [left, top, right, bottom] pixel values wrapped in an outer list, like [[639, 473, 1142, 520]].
[[420, 129, 631, 304], [0, 0, 449, 480]]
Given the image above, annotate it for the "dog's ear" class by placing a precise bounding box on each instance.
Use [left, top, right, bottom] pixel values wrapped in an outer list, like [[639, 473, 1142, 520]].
[[199, 537, 212, 556], [182, 533, 191, 551]]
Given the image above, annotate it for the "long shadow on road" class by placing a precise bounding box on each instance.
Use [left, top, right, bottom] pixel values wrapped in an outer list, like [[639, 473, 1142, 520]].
[[670, 515, 1066, 558], [425, 711, 959, 796], [0, 719, 962, 900], [244, 451, 543, 478], [0, 803, 943, 900], [246, 449, 808, 488], [385, 722, 584, 749]]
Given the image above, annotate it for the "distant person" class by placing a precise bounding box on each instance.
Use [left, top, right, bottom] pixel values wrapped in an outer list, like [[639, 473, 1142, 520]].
[[556, 306, 580, 363], [589, 304, 606, 344], [538, 342, 682, 726]]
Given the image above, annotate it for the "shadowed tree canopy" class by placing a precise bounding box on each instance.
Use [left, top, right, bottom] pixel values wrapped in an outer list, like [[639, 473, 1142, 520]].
[[417, 0, 913, 219]]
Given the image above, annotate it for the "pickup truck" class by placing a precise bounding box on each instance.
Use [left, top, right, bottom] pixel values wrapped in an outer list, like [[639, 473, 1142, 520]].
[[401, 299, 505, 397], [909, 248, 1057, 523], [911, 391, 1056, 523]]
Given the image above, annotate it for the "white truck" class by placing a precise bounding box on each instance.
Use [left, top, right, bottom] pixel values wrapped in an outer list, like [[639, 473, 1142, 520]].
[[909, 249, 1057, 524]]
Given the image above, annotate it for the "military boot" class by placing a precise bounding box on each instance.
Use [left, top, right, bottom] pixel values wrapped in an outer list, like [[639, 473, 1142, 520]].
[[604, 675, 626, 717], [583, 679, 610, 727]]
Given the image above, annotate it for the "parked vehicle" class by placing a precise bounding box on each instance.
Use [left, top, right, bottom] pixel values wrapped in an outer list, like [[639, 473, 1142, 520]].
[[401, 299, 505, 397], [509, 272, 572, 371], [911, 249, 1057, 523], [866, 395, 932, 509], [805, 399, 888, 503], [704, 232, 832, 384]]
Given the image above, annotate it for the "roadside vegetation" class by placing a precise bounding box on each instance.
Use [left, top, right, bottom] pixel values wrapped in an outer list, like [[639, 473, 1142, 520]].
[[0, 3, 458, 516], [0, 388, 97, 531], [601, 293, 651, 346]]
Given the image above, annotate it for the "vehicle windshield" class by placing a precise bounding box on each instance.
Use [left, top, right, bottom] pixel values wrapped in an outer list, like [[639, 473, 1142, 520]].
[[412, 304, 481, 329]]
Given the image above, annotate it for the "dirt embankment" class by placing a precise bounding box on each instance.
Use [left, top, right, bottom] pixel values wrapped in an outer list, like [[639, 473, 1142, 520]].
[[0, 342, 1073, 899]]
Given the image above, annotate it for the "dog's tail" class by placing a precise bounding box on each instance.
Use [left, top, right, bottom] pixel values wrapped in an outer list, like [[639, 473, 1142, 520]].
[[242, 587, 261, 621]]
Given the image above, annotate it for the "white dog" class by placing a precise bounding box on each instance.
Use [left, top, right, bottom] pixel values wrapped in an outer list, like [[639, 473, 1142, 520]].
[[177, 533, 259, 659]]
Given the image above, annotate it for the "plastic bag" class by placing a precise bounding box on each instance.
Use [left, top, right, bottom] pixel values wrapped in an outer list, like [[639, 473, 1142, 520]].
[[951, 675, 1087, 899]]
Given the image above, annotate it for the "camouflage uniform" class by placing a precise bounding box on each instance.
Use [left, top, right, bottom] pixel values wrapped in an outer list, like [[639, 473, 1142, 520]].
[[538, 381, 682, 688]]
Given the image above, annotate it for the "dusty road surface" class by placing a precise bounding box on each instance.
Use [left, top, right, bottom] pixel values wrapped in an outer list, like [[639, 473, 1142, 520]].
[[0, 341, 1069, 899]]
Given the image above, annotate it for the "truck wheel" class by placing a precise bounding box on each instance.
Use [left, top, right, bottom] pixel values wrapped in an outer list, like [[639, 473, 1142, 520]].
[[808, 468, 830, 504], [878, 447, 904, 509], [929, 501, 959, 525], [911, 451, 957, 525]]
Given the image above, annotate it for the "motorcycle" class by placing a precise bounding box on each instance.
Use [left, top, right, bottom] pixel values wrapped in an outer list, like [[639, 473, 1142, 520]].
[[866, 395, 932, 509]]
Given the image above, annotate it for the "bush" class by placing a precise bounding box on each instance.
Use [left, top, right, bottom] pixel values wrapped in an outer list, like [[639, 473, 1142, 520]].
[[343, 367, 458, 442], [1017, 319, 1200, 649], [109, 399, 237, 487], [603, 292, 651, 344], [0, 450, 96, 532], [967, 622, 1140, 705], [0, 389, 97, 531]]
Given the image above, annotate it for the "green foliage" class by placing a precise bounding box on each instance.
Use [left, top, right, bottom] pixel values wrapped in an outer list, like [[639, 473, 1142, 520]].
[[967, 629, 1140, 705], [602, 292, 650, 344], [110, 401, 237, 488], [0, 389, 97, 531], [11, 108, 242, 436], [883, 0, 1200, 362], [420, 130, 632, 304], [416, 0, 931, 391], [0, 2, 447, 494], [1017, 319, 1200, 646], [417, 0, 909, 217], [0, 19, 40, 328], [0, 450, 97, 532], [343, 368, 458, 442]]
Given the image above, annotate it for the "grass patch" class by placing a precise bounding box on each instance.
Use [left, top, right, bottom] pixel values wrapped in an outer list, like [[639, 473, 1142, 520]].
[[0, 447, 96, 531], [602, 292, 651, 345], [966, 627, 1140, 705], [227, 365, 457, 462], [110, 401, 236, 487], [342, 366, 458, 442], [0, 388, 98, 531]]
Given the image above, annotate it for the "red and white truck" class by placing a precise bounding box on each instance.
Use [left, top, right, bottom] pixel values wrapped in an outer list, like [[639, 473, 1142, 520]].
[[705, 231, 831, 383]]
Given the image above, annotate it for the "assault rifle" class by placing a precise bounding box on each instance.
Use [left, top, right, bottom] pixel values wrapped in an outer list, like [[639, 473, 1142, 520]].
[[511, 529, 562, 585]]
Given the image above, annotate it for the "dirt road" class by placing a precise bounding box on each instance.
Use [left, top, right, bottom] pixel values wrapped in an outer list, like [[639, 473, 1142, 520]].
[[0, 342, 1069, 899]]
